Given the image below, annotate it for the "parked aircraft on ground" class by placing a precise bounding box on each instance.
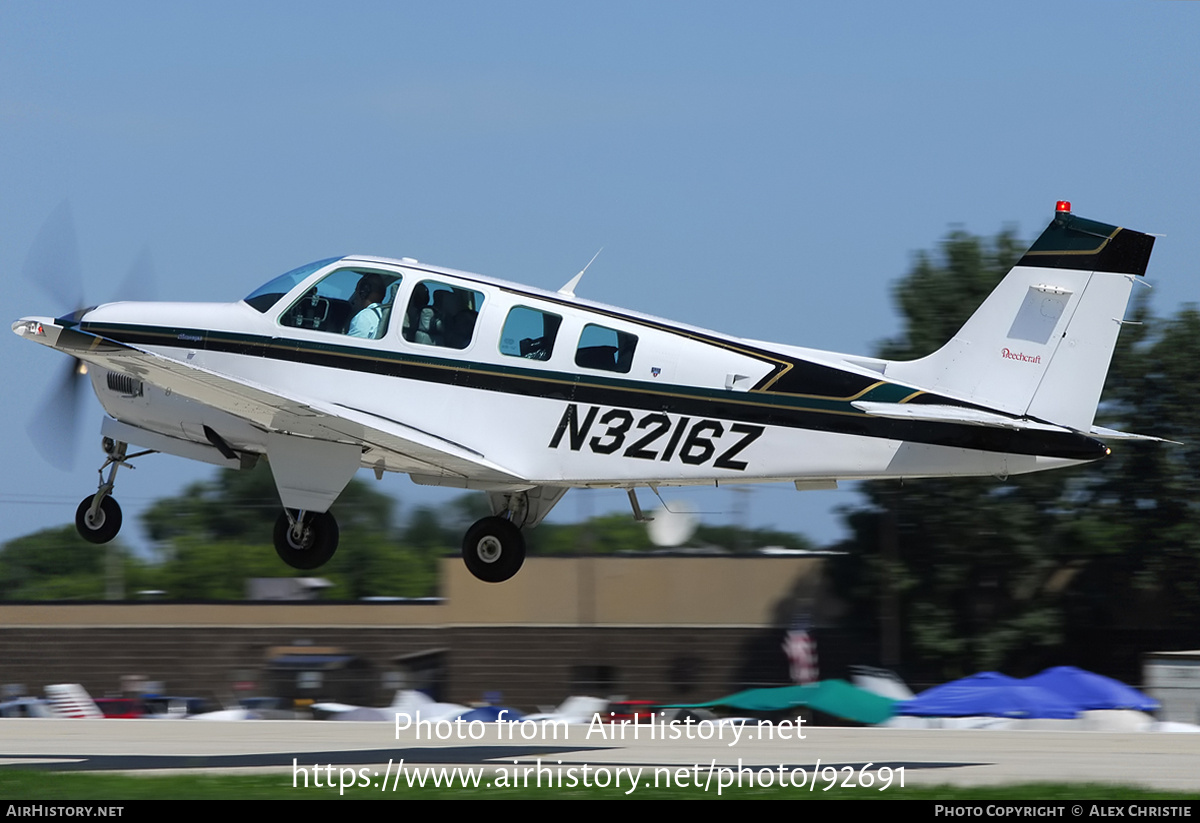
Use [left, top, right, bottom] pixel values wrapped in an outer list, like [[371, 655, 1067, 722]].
[[15, 201, 1159, 581]]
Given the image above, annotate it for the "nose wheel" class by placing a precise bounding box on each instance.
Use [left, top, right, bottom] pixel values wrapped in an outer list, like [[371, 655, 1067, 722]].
[[75, 494, 122, 544], [462, 517, 525, 583], [73, 438, 148, 545], [273, 510, 339, 570]]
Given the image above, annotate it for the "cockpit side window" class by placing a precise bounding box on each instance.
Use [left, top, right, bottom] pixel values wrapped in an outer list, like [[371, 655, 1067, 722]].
[[575, 323, 638, 373], [499, 306, 562, 361], [402, 280, 485, 350], [278, 268, 402, 340], [244, 257, 341, 313]]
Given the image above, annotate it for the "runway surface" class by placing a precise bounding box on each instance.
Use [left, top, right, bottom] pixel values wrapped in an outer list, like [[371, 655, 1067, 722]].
[[2, 718, 1198, 792]]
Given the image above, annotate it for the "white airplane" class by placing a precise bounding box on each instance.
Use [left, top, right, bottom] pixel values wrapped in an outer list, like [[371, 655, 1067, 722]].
[[14, 201, 1159, 582]]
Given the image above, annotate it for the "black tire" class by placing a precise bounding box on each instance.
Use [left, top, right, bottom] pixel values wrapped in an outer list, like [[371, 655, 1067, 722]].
[[75, 495, 122, 544], [273, 511, 339, 570], [461, 516, 525, 583]]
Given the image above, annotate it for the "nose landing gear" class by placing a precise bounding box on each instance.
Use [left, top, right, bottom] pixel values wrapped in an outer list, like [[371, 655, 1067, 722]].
[[74, 438, 151, 544]]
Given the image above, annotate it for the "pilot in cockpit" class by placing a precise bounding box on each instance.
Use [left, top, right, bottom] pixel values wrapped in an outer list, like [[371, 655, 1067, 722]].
[[347, 273, 387, 339]]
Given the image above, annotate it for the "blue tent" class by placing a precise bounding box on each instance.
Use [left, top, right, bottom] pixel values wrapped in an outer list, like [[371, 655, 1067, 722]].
[[896, 672, 1079, 719], [457, 706, 526, 723], [1023, 666, 1159, 712]]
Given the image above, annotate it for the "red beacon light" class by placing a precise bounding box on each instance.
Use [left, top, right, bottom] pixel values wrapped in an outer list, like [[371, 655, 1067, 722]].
[[1055, 200, 1071, 214]]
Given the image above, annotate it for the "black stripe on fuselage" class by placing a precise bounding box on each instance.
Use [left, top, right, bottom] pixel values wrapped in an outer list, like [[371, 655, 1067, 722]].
[[80, 321, 1108, 462]]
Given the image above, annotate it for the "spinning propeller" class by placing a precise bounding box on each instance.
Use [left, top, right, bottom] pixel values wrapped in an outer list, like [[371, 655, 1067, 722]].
[[21, 201, 156, 470]]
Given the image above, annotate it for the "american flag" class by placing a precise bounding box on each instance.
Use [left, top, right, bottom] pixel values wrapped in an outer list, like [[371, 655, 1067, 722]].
[[783, 620, 818, 684]]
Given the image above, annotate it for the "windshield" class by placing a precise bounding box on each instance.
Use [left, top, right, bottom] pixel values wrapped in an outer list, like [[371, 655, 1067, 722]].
[[243, 257, 342, 313]]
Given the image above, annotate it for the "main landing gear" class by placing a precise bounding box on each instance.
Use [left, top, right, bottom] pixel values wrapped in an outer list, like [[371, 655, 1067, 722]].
[[273, 510, 339, 570], [461, 516, 526, 583], [457, 487, 566, 583], [74, 438, 151, 545]]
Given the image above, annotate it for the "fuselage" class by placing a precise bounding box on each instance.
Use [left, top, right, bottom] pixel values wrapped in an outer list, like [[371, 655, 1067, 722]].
[[66, 254, 1103, 490]]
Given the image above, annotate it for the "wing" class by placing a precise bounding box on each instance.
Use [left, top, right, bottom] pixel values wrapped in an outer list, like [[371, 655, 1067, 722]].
[[15, 317, 528, 486]]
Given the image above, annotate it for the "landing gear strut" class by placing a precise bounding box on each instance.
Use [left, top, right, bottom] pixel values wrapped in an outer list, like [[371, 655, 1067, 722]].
[[273, 510, 339, 570], [75, 438, 150, 544], [462, 516, 525, 583]]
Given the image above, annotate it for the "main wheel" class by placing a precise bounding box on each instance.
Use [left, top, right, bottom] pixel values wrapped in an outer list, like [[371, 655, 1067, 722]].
[[75, 495, 122, 544], [462, 516, 525, 583], [273, 511, 339, 570]]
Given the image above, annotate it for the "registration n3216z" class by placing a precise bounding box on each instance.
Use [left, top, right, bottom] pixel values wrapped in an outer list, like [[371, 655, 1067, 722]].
[[548, 404, 764, 471]]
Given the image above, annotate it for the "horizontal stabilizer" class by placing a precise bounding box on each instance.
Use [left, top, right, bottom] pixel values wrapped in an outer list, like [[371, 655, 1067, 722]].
[[1088, 425, 1179, 445], [852, 401, 1070, 433], [855, 401, 1180, 445]]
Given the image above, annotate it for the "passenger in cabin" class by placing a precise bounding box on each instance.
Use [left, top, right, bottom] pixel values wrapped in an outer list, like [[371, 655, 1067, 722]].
[[441, 289, 478, 349], [347, 273, 387, 339], [403, 282, 429, 340], [403, 281, 482, 349], [411, 288, 441, 345]]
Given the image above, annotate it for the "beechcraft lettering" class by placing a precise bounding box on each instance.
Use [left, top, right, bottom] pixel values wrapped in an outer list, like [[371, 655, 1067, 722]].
[[15, 200, 1167, 582], [548, 404, 765, 471], [1001, 348, 1042, 364]]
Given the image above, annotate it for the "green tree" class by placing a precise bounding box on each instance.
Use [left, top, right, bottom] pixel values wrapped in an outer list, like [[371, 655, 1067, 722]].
[[527, 512, 814, 556], [1060, 305, 1200, 631], [142, 461, 437, 599], [530, 513, 655, 555], [143, 461, 282, 545], [832, 228, 1085, 679], [835, 221, 1200, 682], [879, 227, 1024, 360], [0, 526, 155, 601]]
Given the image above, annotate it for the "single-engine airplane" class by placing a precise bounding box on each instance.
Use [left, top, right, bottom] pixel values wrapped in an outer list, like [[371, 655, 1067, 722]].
[[14, 201, 1160, 582]]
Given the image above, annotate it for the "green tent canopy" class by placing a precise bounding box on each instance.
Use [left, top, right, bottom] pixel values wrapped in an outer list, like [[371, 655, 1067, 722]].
[[673, 680, 896, 725]]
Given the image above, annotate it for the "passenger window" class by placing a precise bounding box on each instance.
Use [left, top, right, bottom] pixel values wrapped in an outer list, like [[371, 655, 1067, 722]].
[[500, 306, 562, 361], [402, 280, 485, 350], [278, 269, 402, 340], [575, 323, 637, 373]]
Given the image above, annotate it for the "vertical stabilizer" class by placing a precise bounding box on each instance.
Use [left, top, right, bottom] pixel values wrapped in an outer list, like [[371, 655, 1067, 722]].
[[885, 203, 1154, 431]]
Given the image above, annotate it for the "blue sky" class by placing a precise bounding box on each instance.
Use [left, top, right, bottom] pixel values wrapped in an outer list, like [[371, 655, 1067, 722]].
[[2, 2, 1198, 552]]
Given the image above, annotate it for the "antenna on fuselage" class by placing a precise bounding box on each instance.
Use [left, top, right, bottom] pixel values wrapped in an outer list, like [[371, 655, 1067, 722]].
[[558, 247, 603, 298]]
